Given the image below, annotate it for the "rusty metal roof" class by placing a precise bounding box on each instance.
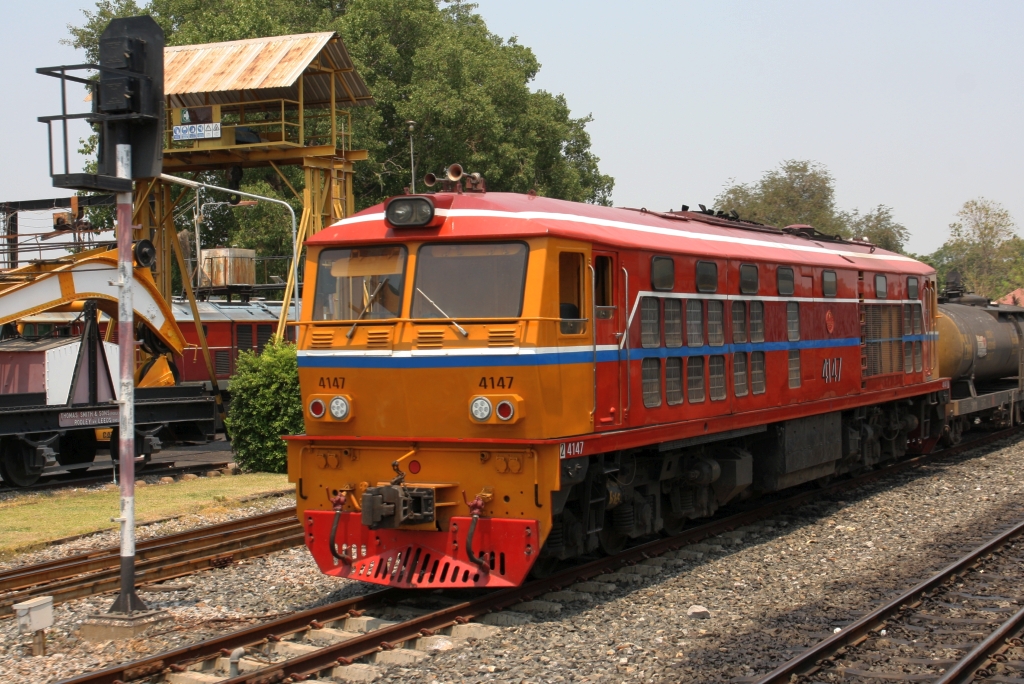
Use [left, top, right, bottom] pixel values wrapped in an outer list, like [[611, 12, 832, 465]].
[[164, 32, 374, 109]]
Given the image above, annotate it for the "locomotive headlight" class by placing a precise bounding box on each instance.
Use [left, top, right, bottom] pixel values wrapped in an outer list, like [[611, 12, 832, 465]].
[[309, 398, 326, 419], [329, 396, 350, 420], [470, 397, 492, 421], [385, 197, 434, 227]]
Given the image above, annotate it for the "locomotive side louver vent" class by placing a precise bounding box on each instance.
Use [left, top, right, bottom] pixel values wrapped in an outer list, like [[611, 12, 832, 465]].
[[487, 327, 518, 347], [416, 328, 445, 349], [311, 330, 335, 349], [365, 329, 391, 349]]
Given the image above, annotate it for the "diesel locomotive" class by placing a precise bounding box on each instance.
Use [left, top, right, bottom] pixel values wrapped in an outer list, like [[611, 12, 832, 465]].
[[287, 170, 1023, 588]]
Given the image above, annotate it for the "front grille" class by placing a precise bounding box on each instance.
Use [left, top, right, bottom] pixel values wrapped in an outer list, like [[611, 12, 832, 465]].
[[310, 330, 334, 349], [487, 327, 518, 347], [366, 329, 391, 349], [416, 329, 445, 349]]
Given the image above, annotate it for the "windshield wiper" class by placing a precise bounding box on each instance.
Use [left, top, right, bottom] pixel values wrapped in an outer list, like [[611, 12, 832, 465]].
[[416, 287, 468, 337], [346, 277, 389, 339]]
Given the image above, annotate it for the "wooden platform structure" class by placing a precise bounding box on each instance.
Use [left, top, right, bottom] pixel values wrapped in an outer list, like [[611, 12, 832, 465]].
[[132, 31, 374, 333]]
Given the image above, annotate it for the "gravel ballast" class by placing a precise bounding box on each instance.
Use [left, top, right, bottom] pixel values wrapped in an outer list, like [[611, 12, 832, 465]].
[[1, 436, 1022, 683]]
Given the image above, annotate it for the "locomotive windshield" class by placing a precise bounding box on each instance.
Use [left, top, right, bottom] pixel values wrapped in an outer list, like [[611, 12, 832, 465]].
[[411, 242, 528, 319], [312, 246, 407, 320]]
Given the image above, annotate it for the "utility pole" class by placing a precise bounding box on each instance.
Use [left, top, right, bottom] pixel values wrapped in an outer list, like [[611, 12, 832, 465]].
[[406, 121, 416, 193]]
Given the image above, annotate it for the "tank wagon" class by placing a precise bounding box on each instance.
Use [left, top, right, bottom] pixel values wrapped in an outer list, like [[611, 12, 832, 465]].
[[287, 173, 1021, 589]]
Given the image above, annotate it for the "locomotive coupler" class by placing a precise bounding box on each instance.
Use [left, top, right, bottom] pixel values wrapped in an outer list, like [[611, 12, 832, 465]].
[[361, 485, 435, 529]]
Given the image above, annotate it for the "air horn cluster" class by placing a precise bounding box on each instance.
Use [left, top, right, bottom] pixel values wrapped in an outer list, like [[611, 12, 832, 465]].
[[423, 164, 486, 193]]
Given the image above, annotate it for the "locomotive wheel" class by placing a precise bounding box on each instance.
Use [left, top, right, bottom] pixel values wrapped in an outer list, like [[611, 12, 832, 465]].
[[662, 512, 688, 536], [0, 437, 44, 487], [57, 430, 98, 466], [598, 524, 627, 555]]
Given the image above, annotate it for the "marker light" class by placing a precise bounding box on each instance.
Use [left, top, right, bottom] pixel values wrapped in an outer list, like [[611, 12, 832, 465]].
[[470, 397, 492, 421], [309, 398, 326, 419], [385, 197, 434, 227], [496, 400, 515, 421], [329, 396, 350, 420], [408, 460, 421, 474]]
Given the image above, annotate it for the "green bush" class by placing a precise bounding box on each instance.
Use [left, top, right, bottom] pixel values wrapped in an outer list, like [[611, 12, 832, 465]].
[[225, 341, 303, 473]]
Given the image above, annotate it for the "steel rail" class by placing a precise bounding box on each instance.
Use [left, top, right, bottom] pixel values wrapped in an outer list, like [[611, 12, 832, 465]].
[[1, 511, 303, 614], [752, 519, 1024, 684], [0, 508, 297, 590], [932, 603, 1024, 684], [56, 426, 1024, 684]]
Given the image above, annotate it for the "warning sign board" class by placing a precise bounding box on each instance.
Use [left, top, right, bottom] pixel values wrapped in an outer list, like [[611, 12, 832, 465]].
[[172, 123, 222, 141]]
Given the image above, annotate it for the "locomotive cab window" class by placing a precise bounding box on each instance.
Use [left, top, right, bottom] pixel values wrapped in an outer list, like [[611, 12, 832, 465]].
[[595, 256, 614, 319], [412, 242, 529, 320], [777, 267, 794, 296], [875, 274, 887, 299], [739, 264, 758, 294], [651, 256, 674, 291], [314, 245, 407, 321], [696, 261, 718, 293], [823, 271, 837, 298], [908, 277, 919, 300], [557, 252, 586, 334]]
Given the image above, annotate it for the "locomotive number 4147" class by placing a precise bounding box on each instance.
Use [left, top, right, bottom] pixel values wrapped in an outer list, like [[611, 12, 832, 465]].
[[821, 358, 842, 383]]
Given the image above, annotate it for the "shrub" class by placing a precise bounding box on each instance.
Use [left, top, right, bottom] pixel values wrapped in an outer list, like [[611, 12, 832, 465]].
[[225, 341, 303, 473]]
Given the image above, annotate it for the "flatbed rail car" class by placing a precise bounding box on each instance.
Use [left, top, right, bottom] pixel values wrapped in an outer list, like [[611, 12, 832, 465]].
[[0, 304, 216, 487], [285, 184, 1017, 589]]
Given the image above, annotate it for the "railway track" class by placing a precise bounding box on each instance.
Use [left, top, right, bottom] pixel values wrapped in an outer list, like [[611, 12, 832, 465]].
[[51, 426, 1024, 684], [752, 518, 1024, 684], [0, 508, 303, 616]]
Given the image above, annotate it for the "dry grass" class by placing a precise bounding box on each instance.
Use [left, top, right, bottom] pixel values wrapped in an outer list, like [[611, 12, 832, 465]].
[[0, 473, 290, 555]]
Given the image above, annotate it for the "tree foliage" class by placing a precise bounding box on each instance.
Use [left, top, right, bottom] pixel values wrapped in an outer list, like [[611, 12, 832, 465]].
[[63, 1, 614, 255], [223, 341, 303, 473], [713, 160, 910, 253], [927, 198, 1022, 299]]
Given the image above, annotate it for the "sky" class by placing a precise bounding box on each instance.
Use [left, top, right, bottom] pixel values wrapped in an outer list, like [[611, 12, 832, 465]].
[[2, 1, 1023, 255]]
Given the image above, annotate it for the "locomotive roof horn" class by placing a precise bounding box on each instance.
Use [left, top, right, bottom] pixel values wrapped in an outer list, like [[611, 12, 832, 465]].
[[446, 163, 464, 182], [421, 164, 486, 193]]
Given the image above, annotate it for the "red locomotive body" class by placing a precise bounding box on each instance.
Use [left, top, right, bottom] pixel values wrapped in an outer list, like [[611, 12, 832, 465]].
[[289, 190, 949, 587]]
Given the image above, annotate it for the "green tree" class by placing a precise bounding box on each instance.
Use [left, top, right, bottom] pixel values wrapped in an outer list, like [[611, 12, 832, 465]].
[[930, 198, 1023, 299], [224, 341, 303, 472], [713, 160, 848, 236], [64, 0, 614, 223], [845, 205, 910, 254]]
